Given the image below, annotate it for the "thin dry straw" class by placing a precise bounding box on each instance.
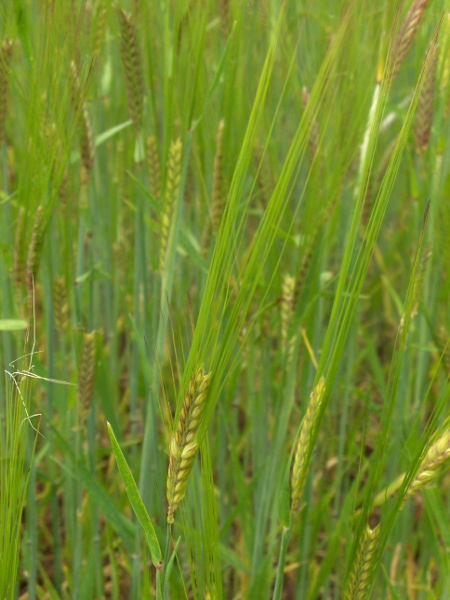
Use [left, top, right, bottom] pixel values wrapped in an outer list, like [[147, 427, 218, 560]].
[[78, 331, 97, 424], [415, 44, 437, 154], [69, 61, 95, 186], [390, 0, 431, 82], [201, 120, 225, 256], [0, 38, 13, 147], [402, 429, 450, 507], [166, 367, 212, 523], [291, 377, 326, 513], [159, 138, 182, 271], [343, 524, 380, 600], [117, 7, 144, 132], [146, 134, 162, 200]]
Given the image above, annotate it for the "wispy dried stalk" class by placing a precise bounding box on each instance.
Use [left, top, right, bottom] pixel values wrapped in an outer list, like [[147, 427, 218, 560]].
[[415, 44, 437, 154], [344, 524, 380, 600], [69, 61, 95, 186], [291, 377, 326, 513], [403, 429, 450, 506], [201, 120, 225, 256], [390, 0, 431, 81], [166, 367, 212, 523], [160, 139, 182, 271], [117, 8, 144, 131], [78, 331, 97, 424], [0, 38, 14, 147], [146, 134, 162, 200]]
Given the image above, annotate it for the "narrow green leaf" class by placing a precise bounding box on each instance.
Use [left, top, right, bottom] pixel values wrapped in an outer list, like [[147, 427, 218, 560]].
[[107, 422, 163, 568], [0, 319, 28, 331]]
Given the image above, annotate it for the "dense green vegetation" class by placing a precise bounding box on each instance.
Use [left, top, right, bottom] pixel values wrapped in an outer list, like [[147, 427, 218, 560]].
[[1, 0, 450, 598]]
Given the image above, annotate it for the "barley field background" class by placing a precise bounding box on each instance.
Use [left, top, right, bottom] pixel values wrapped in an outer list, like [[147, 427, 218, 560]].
[[1, 1, 450, 598]]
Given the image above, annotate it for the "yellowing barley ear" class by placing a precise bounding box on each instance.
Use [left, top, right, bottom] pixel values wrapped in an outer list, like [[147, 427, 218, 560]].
[[390, 0, 431, 82], [160, 138, 182, 271], [201, 119, 225, 256], [291, 377, 326, 513], [69, 61, 95, 186], [0, 37, 13, 147], [117, 7, 144, 132], [146, 134, 162, 201], [166, 367, 212, 524], [78, 331, 97, 425], [402, 429, 450, 507], [415, 44, 437, 154], [343, 524, 380, 600]]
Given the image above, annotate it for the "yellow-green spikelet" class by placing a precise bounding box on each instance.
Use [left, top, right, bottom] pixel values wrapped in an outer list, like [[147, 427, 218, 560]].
[[291, 377, 325, 513], [166, 368, 212, 524], [159, 139, 182, 271]]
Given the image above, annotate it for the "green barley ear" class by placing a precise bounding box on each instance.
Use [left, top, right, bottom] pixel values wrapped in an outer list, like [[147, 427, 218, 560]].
[[390, 0, 431, 82], [166, 367, 212, 524], [402, 429, 450, 507], [415, 44, 437, 154], [69, 61, 95, 186], [281, 273, 294, 345], [26, 205, 45, 314], [211, 119, 225, 235], [0, 37, 13, 147], [160, 138, 182, 271], [291, 377, 326, 513], [146, 134, 162, 201], [53, 276, 69, 332], [78, 331, 97, 425], [302, 86, 320, 162], [217, 0, 230, 37], [343, 524, 380, 600], [117, 7, 144, 131], [13, 206, 26, 292], [438, 13, 450, 114], [201, 119, 225, 256], [91, 0, 108, 62], [253, 140, 272, 209]]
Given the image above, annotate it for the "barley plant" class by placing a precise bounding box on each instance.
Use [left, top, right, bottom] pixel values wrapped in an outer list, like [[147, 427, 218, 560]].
[[1, 1, 450, 598]]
